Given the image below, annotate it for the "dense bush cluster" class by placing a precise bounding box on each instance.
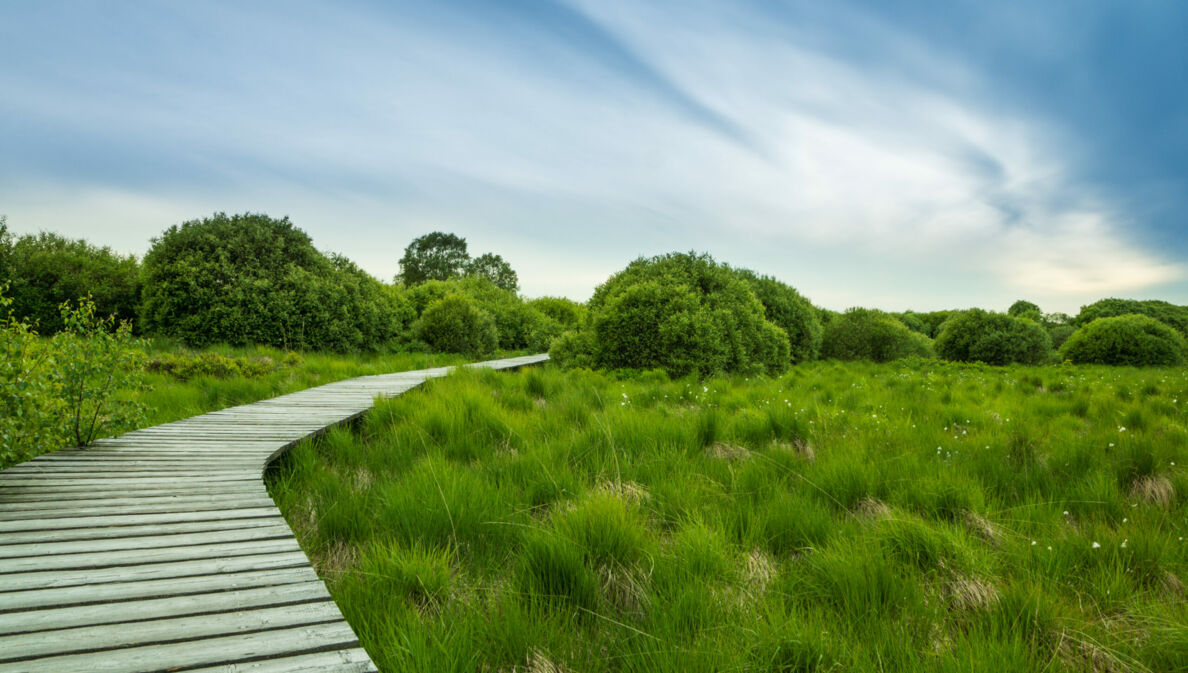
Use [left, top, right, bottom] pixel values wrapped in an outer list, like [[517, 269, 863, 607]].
[[934, 309, 1051, 365], [1075, 298, 1188, 338], [1, 290, 146, 468], [139, 213, 408, 351], [1059, 315, 1187, 366], [552, 253, 803, 378], [0, 227, 140, 334], [736, 269, 823, 363], [397, 231, 519, 291], [820, 308, 933, 362]]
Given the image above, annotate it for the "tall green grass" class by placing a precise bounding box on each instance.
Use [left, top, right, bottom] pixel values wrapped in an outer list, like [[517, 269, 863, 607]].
[[268, 361, 1188, 672]]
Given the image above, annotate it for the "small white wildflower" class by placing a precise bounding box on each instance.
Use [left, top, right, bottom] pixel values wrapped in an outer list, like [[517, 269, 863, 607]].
[[1047, 546, 1052, 551], [1122, 518, 1128, 523], [1091, 541, 1102, 549], [1109, 442, 1115, 448], [1030, 540, 1037, 546], [1121, 539, 1128, 549], [1119, 426, 1126, 432], [1063, 511, 1069, 515]]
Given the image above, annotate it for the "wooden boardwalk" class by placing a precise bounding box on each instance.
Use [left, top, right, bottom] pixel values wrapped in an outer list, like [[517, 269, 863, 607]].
[[0, 354, 548, 673]]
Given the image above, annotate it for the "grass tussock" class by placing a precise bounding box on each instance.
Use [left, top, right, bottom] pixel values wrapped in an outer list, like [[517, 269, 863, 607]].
[[267, 361, 1188, 672]]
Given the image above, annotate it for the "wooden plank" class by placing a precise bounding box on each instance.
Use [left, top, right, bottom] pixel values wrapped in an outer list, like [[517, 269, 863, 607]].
[[184, 648, 377, 673], [0, 600, 347, 662], [0, 483, 265, 503], [0, 620, 361, 673], [0, 536, 301, 573], [0, 494, 278, 520], [0, 580, 331, 634], [0, 550, 311, 591], [0, 521, 294, 558], [0, 565, 320, 611], [0, 507, 281, 533]]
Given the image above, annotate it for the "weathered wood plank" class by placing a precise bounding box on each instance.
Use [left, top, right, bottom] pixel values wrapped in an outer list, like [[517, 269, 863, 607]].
[[0, 536, 301, 573], [0, 506, 281, 533], [0, 580, 331, 634], [0, 520, 293, 558], [0, 565, 319, 611], [184, 648, 378, 672], [0, 550, 311, 591], [0, 600, 346, 661], [0, 620, 362, 672]]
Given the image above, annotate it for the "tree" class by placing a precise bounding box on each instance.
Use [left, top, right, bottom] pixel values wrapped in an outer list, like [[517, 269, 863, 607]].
[[4, 231, 141, 334], [0, 216, 11, 283], [140, 212, 406, 351], [466, 252, 519, 291], [735, 269, 823, 364], [397, 232, 470, 286], [1008, 300, 1042, 321]]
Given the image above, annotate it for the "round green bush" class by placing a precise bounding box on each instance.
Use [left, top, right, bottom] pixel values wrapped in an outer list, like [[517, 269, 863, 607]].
[[584, 253, 788, 377], [1075, 298, 1188, 338], [140, 213, 406, 350], [735, 269, 822, 363], [415, 294, 497, 357], [1059, 315, 1187, 366], [821, 308, 934, 362], [934, 309, 1051, 365]]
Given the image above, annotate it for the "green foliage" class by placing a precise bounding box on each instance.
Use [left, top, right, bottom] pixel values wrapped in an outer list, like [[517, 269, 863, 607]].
[[934, 309, 1052, 365], [895, 311, 930, 335], [2, 289, 147, 468], [915, 310, 961, 338], [1007, 300, 1042, 323], [580, 252, 789, 378], [1075, 298, 1188, 337], [51, 296, 148, 447], [397, 231, 520, 293], [820, 307, 934, 362], [527, 296, 586, 329], [3, 230, 140, 334], [139, 212, 406, 351], [397, 231, 470, 285], [1046, 324, 1075, 350], [547, 329, 594, 369], [1059, 314, 1187, 366], [415, 294, 498, 357], [736, 269, 823, 363], [145, 350, 293, 380], [465, 252, 519, 291], [408, 277, 560, 352], [0, 216, 12, 287], [1, 288, 61, 467]]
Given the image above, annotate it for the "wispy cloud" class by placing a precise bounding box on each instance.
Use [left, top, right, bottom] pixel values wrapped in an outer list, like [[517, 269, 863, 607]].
[[0, 0, 1183, 311]]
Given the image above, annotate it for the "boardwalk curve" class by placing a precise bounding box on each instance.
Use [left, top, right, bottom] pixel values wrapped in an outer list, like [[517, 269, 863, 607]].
[[0, 354, 549, 672]]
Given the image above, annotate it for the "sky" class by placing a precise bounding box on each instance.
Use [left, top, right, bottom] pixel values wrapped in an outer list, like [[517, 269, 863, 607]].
[[1, 0, 1186, 313]]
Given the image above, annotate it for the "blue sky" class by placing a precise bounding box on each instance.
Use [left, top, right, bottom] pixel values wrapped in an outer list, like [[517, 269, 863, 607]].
[[2, 0, 1185, 313]]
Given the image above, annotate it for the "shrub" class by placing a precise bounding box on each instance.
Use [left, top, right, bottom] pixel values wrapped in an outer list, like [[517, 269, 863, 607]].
[[1, 290, 147, 468], [820, 308, 934, 362], [1059, 315, 1187, 366], [735, 269, 823, 363], [140, 212, 406, 351], [3, 230, 140, 334], [1075, 298, 1188, 338], [415, 294, 498, 357], [548, 330, 594, 369], [1047, 324, 1075, 350], [582, 252, 789, 378], [145, 351, 283, 380], [528, 297, 586, 329], [52, 296, 148, 447], [895, 311, 930, 335], [934, 309, 1052, 365], [1, 288, 60, 468]]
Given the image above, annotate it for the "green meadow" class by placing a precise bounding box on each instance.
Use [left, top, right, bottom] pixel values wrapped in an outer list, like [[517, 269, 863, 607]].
[[267, 362, 1188, 673]]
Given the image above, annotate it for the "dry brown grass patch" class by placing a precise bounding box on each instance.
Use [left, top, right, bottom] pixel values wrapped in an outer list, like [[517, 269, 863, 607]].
[[598, 562, 651, 615], [1161, 571, 1185, 597], [853, 497, 890, 520], [962, 511, 1002, 546], [708, 443, 751, 461], [595, 479, 650, 504], [524, 649, 570, 673], [312, 541, 358, 579], [1130, 475, 1175, 509], [947, 574, 1000, 611], [771, 438, 815, 462], [743, 548, 777, 596]]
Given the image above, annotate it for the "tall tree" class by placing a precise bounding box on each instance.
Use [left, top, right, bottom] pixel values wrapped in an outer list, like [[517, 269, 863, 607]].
[[397, 232, 469, 286], [465, 252, 519, 291]]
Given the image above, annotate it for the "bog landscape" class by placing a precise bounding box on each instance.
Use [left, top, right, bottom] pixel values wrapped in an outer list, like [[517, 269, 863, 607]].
[[1, 215, 1186, 672]]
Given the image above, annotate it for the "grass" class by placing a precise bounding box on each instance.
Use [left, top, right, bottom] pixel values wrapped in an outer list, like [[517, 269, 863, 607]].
[[267, 361, 1188, 672], [132, 339, 487, 427]]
